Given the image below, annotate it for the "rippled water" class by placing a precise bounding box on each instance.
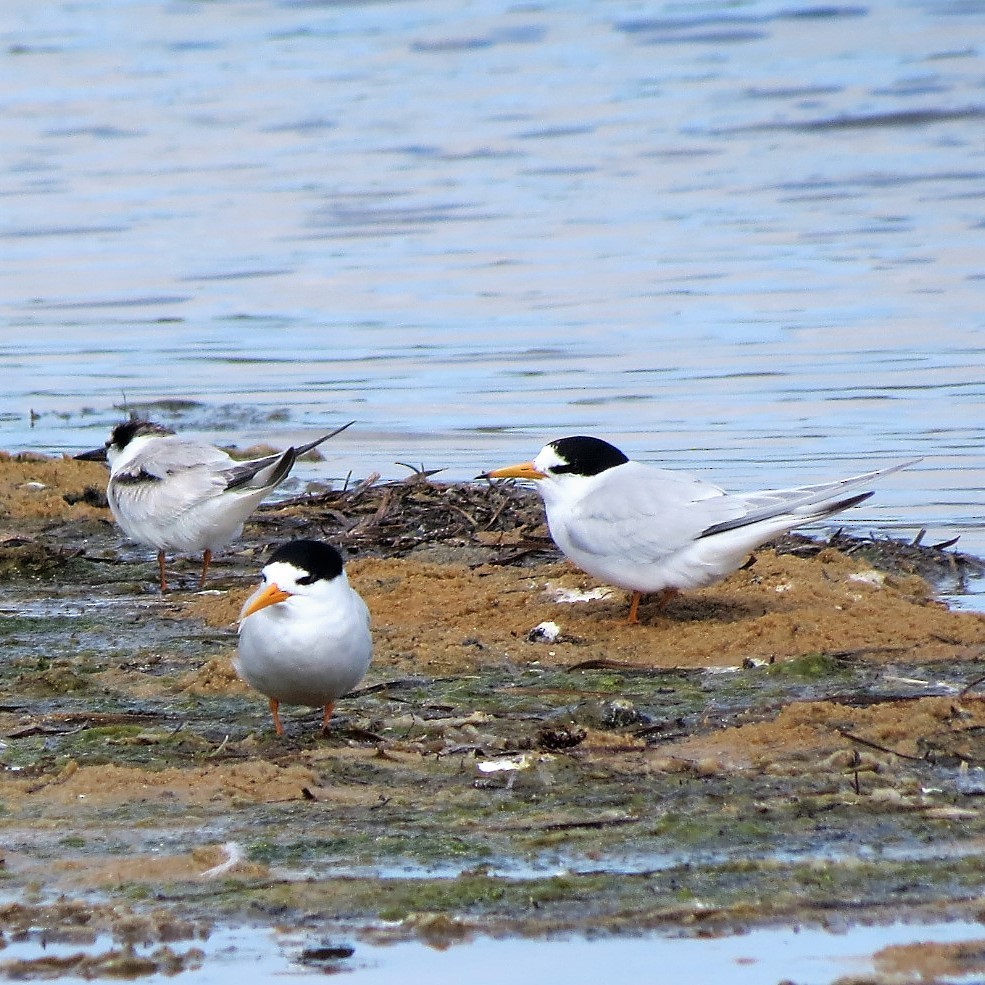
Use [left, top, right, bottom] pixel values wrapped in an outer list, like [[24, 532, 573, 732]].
[[2, 0, 984, 555]]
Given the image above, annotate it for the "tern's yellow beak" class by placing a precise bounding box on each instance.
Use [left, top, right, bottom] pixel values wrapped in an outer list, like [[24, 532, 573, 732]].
[[479, 461, 546, 480], [241, 583, 292, 618]]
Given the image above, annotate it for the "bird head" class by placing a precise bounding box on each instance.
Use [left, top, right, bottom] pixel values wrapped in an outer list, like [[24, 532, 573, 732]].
[[479, 436, 630, 485], [240, 540, 346, 620], [75, 419, 174, 466]]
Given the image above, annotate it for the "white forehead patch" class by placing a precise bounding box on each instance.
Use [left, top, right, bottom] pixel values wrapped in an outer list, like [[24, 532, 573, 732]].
[[534, 444, 568, 473], [262, 560, 309, 587]]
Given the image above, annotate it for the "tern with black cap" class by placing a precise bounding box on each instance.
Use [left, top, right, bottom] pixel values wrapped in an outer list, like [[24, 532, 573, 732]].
[[236, 539, 372, 735], [481, 436, 917, 624], [76, 419, 353, 592]]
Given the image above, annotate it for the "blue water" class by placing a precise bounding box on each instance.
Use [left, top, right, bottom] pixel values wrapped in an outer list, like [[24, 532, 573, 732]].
[[5, 919, 985, 985], [1, 0, 983, 560]]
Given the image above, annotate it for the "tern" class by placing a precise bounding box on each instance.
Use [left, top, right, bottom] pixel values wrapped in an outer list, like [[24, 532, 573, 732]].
[[236, 539, 372, 735], [76, 419, 353, 591], [481, 436, 917, 624]]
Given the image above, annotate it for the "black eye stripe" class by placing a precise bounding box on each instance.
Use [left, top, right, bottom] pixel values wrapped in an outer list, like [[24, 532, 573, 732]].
[[296, 573, 317, 586]]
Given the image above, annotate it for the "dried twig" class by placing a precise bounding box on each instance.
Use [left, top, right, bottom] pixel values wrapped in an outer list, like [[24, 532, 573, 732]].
[[835, 727, 926, 762]]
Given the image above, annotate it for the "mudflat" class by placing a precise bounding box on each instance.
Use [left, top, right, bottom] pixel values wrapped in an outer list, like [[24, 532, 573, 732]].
[[2, 449, 985, 977]]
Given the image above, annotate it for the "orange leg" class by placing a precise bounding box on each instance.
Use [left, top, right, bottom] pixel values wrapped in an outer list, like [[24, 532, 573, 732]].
[[157, 551, 168, 593], [321, 701, 336, 733], [199, 548, 213, 589], [270, 697, 285, 736], [657, 588, 679, 608], [627, 587, 679, 625]]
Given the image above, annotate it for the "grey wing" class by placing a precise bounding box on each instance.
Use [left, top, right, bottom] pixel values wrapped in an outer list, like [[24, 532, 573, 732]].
[[109, 457, 228, 532], [699, 459, 919, 537], [118, 437, 233, 481], [562, 458, 918, 562], [563, 463, 744, 563], [109, 437, 239, 527]]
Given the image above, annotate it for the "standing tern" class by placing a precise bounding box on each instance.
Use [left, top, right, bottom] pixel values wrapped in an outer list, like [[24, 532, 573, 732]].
[[236, 539, 372, 735], [76, 419, 353, 591], [481, 436, 917, 624]]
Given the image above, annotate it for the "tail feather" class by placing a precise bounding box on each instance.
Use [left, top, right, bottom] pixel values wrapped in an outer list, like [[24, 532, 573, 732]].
[[261, 446, 297, 491], [294, 420, 355, 458], [698, 458, 918, 540], [220, 421, 354, 491], [753, 458, 920, 505], [224, 446, 297, 492]]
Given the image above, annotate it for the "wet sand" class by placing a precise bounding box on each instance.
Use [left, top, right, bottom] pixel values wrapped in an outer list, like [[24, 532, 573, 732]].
[[2, 450, 985, 978]]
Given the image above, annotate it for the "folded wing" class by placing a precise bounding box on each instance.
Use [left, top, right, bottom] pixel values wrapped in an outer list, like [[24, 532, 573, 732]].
[[564, 459, 918, 564]]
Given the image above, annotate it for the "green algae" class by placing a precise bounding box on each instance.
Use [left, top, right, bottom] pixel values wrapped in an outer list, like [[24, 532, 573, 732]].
[[124, 851, 985, 934], [767, 652, 851, 680]]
